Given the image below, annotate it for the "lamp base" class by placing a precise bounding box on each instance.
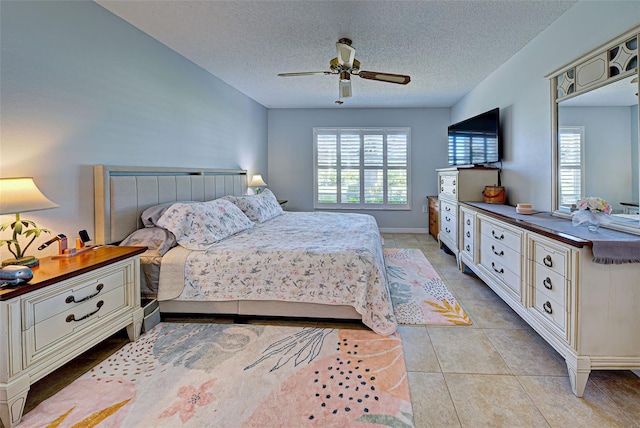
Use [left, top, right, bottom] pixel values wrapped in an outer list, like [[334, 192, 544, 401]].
[[2, 256, 39, 268]]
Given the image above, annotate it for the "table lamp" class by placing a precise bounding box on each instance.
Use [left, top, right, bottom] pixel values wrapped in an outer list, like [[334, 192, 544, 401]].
[[0, 177, 59, 267], [248, 174, 267, 194]]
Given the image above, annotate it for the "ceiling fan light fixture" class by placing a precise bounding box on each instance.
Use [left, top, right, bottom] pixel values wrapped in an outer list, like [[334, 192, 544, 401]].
[[340, 71, 350, 82], [336, 38, 356, 67], [339, 79, 352, 98]]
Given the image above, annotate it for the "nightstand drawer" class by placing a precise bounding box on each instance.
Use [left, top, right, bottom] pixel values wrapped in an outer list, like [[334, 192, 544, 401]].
[[34, 285, 126, 352], [534, 289, 566, 332], [32, 270, 125, 324]]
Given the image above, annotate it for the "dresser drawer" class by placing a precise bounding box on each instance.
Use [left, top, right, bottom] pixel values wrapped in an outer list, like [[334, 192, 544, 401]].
[[480, 217, 521, 252], [534, 289, 566, 332], [439, 173, 458, 200], [440, 216, 457, 243], [34, 285, 126, 352], [481, 238, 520, 272], [532, 241, 567, 277], [533, 261, 567, 307], [462, 239, 474, 258], [32, 270, 125, 324], [462, 211, 475, 240], [481, 254, 521, 295], [440, 199, 457, 218]]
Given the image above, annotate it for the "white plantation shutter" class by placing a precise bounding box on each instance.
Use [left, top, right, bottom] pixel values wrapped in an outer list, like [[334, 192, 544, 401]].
[[314, 128, 411, 209], [558, 126, 584, 206]]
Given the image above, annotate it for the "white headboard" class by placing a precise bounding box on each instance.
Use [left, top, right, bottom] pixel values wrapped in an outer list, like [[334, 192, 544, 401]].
[[94, 165, 247, 244]]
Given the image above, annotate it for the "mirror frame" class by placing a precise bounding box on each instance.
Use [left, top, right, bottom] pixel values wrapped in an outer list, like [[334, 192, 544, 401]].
[[547, 24, 640, 235]]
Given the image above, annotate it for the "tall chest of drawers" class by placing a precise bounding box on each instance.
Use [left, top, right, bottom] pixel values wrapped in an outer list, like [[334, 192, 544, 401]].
[[436, 167, 499, 260], [0, 246, 145, 427]]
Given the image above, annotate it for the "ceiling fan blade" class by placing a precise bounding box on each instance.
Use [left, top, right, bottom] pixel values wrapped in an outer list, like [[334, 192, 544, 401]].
[[336, 40, 356, 68], [358, 71, 411, 85], [277, 71, 332, 77]]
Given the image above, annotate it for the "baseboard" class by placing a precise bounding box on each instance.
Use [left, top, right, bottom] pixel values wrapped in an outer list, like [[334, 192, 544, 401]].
[[379, 228, 428, 234]]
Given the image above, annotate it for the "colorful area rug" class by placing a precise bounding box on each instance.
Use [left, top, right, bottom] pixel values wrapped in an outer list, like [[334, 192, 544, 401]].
[[384, 248, 471, 326], [19, 323, 414, 427]]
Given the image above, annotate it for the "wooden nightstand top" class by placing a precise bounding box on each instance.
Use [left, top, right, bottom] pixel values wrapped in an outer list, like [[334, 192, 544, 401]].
[[0, 246, 146, 301]]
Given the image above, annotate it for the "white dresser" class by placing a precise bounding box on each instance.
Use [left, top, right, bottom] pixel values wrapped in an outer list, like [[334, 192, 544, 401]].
[[436, 167, 499, 260], [458, 203, 640, 397], [0, 246, 145, 427]]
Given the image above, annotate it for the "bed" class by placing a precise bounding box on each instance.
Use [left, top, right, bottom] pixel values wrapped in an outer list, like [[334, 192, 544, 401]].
[[94, 165, 397, 335]]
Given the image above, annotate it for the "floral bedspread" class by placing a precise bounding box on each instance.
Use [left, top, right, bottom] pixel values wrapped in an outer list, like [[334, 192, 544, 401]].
[[160, 212, 397, 335]]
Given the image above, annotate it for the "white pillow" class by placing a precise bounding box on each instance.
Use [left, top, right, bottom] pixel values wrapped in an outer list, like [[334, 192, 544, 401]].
[[156, 199, 254, 250], [230, 189, 283, 223], [119, 227, 177, 256]]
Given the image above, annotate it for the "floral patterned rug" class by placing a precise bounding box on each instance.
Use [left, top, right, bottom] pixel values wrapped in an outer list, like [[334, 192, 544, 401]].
[[19, 323, 414, 427], [384, 248, 472, 325]]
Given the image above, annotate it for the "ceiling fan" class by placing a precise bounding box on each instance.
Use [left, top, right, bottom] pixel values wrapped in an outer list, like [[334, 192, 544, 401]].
[[278, 38, 411, 104]]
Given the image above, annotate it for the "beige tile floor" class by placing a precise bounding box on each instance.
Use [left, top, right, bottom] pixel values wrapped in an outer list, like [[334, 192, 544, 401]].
[[10, 233, 640, 427]]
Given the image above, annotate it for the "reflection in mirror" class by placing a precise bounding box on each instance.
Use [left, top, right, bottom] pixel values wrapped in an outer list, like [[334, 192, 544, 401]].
[[557, 74, 639, 230]]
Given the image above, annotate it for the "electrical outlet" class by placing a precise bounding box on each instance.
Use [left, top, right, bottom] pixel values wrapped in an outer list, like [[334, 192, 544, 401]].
[[422, 205, 428, 213]]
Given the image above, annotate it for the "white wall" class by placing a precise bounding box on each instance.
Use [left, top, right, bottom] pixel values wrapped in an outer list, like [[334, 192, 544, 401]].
[[0, 1, 267, 260], [452, 1, 640, 210], [268, 108, 450, 231]]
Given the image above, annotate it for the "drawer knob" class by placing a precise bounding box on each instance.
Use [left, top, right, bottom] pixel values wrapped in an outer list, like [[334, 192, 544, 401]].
[[491, 245, 504, 256], [466, 231, 471, 238], [543, 301, 553, 314], [66, 283, 104, 304], [66, 300, 104, 323], [491, 262, 504, 274], [543, 277, 553, 290], [543, 255, 553, 267], [491, 230, 504, 240]]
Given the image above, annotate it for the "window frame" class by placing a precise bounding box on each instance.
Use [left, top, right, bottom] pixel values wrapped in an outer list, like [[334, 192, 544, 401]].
[[313, 127, 411, 210], [558, 125, 585, 207]]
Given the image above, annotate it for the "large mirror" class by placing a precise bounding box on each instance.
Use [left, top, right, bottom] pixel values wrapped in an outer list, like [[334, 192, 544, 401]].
[[550, 25, 639, 234], [555, 73, 639, 232]]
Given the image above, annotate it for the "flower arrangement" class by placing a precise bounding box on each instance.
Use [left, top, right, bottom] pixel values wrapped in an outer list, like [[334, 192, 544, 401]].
[[572, 197, 611, 231], [576, 197, 612, 214]]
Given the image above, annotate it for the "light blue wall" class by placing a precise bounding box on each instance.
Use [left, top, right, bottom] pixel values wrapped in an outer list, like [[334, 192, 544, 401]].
[[267, 108, 450, 231], [0, 1, 267, 257], [451, 0, 640, 210]]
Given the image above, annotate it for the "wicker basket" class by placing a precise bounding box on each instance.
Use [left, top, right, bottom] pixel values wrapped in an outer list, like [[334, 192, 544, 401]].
[[483, 186, 506, 204]]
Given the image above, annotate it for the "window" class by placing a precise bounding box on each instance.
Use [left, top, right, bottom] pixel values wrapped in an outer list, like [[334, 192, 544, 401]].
[[314, 128, 410, 209], [558, 126, 584, 206]]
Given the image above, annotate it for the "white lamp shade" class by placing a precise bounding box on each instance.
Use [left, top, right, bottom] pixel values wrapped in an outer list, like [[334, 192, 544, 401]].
[[0, 177, 59, 215], [248, 174, 267, 188]]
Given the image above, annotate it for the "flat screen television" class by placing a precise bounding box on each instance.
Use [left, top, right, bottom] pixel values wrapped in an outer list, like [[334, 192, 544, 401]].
[[448, 108, 501, 166]]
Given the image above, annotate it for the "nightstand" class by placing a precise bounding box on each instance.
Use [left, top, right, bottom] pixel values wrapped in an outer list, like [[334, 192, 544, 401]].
[[0, 246, 146, 427]]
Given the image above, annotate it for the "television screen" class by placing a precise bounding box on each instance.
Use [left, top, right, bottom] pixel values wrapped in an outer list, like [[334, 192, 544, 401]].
[[448, 108, 500, 166]]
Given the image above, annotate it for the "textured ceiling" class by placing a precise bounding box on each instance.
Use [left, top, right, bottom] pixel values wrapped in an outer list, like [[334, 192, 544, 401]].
[[96, 0, 577, 109]]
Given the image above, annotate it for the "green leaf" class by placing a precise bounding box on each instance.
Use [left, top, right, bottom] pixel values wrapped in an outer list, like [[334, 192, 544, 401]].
[[356, 414, 414, 428]]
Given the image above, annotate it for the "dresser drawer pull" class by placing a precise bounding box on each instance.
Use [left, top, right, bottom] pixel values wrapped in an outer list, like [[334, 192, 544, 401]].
[[445, 216, 451, 222], [543, 277, 553, 290], [466, 231, 471, 238], [543, 255, 553, 267], [445, 206, 451, 212], [445, 227, 451, 233], [441, 187, 444, 192], [466, 219, 471, 225], [452, 189, 456, 194], [491, 245, 504, 256], [441, 179, 444, 184], [543, 301, 553, 314], [66, 284, 104, 304], [66, 300, 104, 323], [452, 180, 456, 185], [491, 262, 504, 274], [491, 230, 504, 240], [466, 244, 471, 252]]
